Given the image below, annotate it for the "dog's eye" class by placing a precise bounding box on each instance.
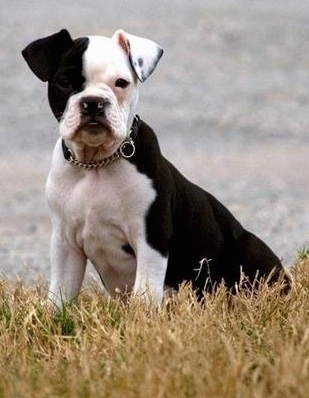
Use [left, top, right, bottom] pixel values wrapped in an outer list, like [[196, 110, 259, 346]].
[[115, 78, 130, 89], [57, 77, 72, 90]]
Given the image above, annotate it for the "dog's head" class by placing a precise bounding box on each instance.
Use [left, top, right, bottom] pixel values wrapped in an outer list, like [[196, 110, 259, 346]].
[[22, 29, 163, 155]]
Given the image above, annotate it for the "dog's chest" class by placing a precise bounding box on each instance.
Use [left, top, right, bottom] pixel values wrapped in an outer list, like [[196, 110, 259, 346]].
[[47, 154, 156, 290]]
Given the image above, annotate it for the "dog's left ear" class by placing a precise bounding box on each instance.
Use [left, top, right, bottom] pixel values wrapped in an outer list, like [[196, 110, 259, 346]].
[[113, 30, 163, 83], [22, 29, 74, 82]]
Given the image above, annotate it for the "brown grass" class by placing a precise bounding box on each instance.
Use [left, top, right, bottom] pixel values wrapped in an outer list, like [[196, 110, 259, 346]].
[[0, 257, 308, 398]]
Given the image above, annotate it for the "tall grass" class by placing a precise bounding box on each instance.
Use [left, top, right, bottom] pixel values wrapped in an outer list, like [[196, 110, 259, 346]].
[[0, 257, 308, 398]]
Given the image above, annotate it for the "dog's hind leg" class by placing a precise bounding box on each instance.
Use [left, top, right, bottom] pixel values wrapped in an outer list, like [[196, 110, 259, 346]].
[[235, 230, 291, 293]]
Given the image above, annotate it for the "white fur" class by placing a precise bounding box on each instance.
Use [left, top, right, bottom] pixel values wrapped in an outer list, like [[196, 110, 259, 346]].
[[112, 30, 163, 82], [47, 140, 167, 306], [47, 34, 166, 307]]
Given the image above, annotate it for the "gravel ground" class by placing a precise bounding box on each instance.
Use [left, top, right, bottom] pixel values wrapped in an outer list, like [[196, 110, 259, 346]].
[[1, 0, 309, 285]]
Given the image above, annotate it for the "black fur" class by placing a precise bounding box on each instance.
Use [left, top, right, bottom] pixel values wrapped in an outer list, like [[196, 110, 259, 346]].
[[22, 30, 88, 120], [129, 121, 290, 295]]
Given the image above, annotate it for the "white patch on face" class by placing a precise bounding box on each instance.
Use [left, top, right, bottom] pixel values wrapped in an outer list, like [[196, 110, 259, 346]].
[[59, 36, 139, 153]]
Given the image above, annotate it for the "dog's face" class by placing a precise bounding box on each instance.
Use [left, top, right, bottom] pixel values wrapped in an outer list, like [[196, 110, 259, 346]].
[[22, 29, 163, 154]]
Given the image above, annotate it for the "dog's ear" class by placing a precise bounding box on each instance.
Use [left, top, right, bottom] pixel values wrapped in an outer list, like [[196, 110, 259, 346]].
[[22, 29, 74, 82], [113, 30, 163, 83]]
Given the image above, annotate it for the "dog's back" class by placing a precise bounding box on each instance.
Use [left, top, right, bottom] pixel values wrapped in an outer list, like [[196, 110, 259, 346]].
[[131, 120, 291, 295]]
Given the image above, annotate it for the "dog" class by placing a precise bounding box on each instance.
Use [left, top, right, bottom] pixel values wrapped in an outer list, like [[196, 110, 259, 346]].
[[22, 29, 290, 306]]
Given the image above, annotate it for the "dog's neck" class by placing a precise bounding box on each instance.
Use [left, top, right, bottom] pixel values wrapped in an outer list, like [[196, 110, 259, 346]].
[[61, 115, 140, 169]]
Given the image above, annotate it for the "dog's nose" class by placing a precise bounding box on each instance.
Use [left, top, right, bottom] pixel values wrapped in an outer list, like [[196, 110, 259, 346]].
[[80, 96, 108, 117]]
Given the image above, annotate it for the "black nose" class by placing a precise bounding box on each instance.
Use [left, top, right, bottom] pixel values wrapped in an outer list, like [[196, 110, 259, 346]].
[[80, 96, 108, 117]]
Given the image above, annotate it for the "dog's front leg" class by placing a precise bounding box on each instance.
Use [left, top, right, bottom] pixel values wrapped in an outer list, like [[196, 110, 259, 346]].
[[48, 232, 87, 307], [133, 242, 168, 304]]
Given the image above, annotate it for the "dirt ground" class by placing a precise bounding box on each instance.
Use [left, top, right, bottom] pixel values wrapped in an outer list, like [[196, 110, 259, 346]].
[[1, 0, 308, 285]]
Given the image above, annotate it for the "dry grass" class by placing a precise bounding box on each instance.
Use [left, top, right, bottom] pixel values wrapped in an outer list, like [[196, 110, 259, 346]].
[[0, 257, 309, 398]]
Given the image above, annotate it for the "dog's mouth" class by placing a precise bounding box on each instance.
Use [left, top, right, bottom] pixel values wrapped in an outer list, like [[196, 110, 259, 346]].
[[73, 115, 119, 149], [79, 116, 112, 135]]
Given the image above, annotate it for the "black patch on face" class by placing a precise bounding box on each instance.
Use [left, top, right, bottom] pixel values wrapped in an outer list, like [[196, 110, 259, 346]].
[[48, 37, 89, 121]]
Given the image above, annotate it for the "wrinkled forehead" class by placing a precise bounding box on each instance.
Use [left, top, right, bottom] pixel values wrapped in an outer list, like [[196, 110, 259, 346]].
[[82, 36, 133, 81]]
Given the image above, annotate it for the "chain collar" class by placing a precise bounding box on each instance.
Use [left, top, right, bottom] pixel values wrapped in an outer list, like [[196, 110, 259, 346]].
[[62, 115, 140, 170]]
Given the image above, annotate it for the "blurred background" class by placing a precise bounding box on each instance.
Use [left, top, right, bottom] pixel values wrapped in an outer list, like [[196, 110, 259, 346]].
[[0, 0, 308, 284]]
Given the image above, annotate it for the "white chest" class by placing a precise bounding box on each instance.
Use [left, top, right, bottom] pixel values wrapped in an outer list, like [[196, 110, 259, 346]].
[[46, 142, 156, 293]]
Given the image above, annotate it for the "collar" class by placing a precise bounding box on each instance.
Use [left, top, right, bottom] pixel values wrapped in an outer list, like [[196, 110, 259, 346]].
[[62, 115, 140, 170]]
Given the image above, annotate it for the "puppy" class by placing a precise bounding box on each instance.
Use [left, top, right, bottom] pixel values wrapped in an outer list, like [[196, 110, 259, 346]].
[[22, 29, 291, 306]]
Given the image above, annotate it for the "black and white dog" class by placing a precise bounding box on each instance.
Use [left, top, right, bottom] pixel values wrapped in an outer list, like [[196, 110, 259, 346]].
[[22, 29, 290, 306]]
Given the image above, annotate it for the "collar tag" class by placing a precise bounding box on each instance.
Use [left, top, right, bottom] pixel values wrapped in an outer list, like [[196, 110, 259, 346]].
[[119, 138, 135, 158]]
